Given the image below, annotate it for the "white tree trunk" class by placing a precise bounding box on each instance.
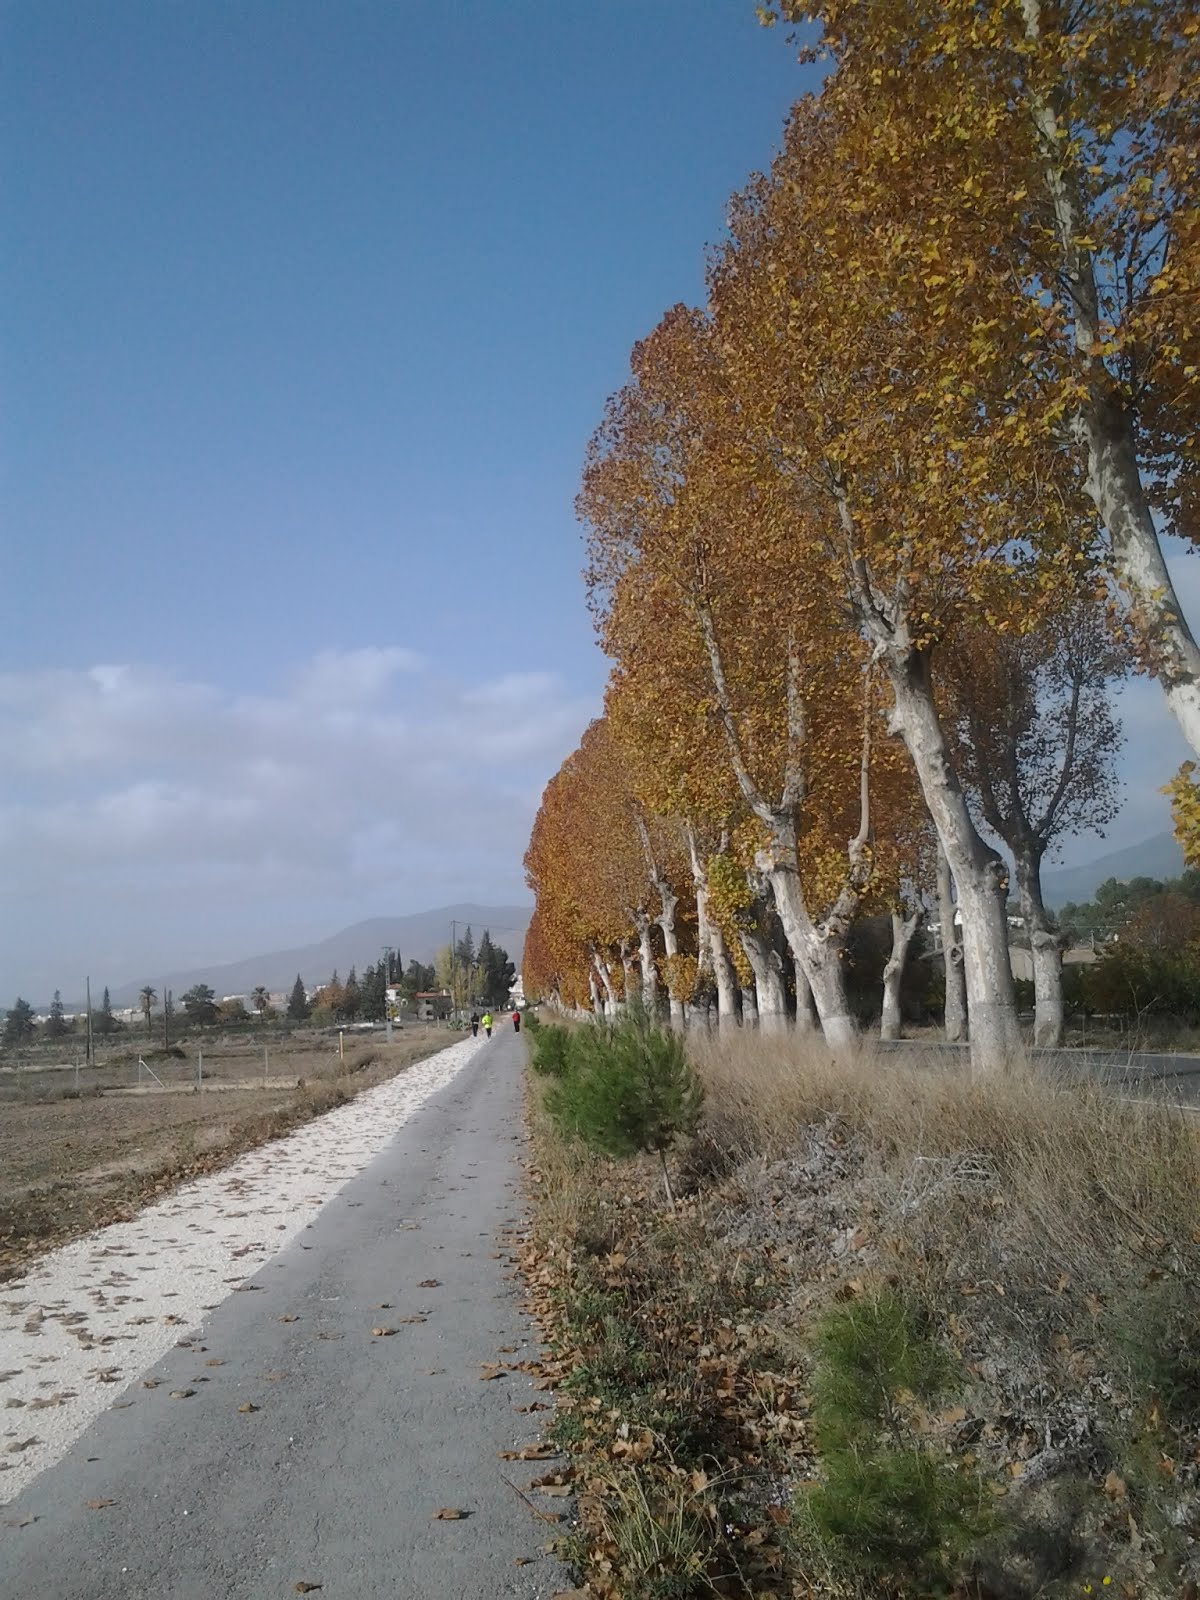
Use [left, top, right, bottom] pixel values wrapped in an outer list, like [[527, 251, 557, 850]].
[[936, 845, 968, 1044], [709, 923, 741, 1032], [760, 852, 857, 1047], [880, 909, 919, 1042], [632, 910, 658, 1015], [738, 926, 789, 1033], [591, 949, 620, 1016], [740, 985, 759, 1029], [886, 658, 1020, 1071], [1014, 851, 1064, 1049], [587, 970, 604, 1019], [657, 888, 686, 1033], [686, 827, 739, 1032]]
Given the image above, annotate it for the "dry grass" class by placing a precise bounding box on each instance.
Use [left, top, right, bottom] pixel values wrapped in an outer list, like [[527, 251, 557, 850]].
[[524, 1029, 1200, 1598]]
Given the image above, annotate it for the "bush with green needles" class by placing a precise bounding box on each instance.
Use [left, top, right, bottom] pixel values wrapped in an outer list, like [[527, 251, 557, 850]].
[[544, 1009, 703, 1207]]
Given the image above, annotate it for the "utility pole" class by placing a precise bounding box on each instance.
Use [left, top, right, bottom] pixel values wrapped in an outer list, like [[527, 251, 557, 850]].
[[85, 975, 94, 1068], [450, 921, 458, 1018], [163, 985, 171, 1050]]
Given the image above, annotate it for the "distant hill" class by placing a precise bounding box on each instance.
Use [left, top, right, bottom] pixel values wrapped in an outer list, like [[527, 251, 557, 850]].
[[1041, 831, 1185, 910], [110, 903, 533, 1007]]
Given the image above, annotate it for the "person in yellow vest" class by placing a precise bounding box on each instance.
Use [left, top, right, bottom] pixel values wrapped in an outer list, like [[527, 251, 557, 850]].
[[481, 1011, 493, 1038]]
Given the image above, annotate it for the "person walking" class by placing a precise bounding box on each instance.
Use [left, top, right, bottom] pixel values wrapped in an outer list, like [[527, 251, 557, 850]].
[[511, 1008, 521, 1033], [481, 1011, 493, 1039], [470, 1012, 480, 1038]]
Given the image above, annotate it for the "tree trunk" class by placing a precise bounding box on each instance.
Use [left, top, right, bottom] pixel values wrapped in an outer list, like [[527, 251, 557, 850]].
[[686, 826, 739, 1032], [1013, 847, 1064, 1048], [632, 909, 659, 1015], [880, 909, 919, 1042], [591, 949, 620, 1016], [885, 652, 1020, 1071], [587, 970, 604, 1019], [760, 850, 857, 1047], [620, 942, 637, 1008], [936, 844, 968, 1044], [709, 923, 741, 1032], [657, 886, 686, 1033], [740, 985, 759, 1028], [738, 926, 789, 1033]]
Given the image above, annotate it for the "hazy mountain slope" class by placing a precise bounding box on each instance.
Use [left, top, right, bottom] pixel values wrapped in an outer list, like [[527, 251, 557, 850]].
[[110, 904, 532, 1005]]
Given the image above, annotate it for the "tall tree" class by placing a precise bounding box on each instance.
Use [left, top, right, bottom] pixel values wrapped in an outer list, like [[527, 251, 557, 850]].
[[139, 985, 157, 1034], [251, 985, 270, 1018], [45, 990, 69, 1040], [93, 985, 118, 1036], [3, 998, 36, 1044], [770, 1, 1200, 752], [287, 974, 311, 1022], [181, 984, 218, 1026]]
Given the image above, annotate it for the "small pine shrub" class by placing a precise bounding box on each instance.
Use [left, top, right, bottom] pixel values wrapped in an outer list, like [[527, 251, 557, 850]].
[[798, 1287, 989, 1591], [529, 1022, 572, 1077], [544, 1011, 703, 1205]]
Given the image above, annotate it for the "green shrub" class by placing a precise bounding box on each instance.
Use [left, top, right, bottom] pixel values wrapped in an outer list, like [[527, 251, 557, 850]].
[[797, 1287, 989, 1591], [545, 1011, 703, 1206], [529, 1021, 572, 1077]]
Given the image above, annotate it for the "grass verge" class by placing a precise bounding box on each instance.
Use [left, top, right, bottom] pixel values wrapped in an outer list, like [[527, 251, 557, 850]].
[[521, 1029, 1200, 1598]]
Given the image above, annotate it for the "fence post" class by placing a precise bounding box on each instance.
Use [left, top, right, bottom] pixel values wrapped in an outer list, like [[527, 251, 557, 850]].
[[264, 1044, 269, 1086], [197, 1048, 203, 1092]]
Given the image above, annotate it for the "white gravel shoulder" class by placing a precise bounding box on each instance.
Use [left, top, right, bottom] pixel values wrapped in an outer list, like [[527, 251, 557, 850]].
[[0, 1033, 482, 1503]]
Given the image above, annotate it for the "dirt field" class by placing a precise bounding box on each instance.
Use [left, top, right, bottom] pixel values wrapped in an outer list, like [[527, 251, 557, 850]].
[[0, 1026, 453, 1280]]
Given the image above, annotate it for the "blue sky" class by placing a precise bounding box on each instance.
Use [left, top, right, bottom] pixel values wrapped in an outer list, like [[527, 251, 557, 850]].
[[0, 1, 1191, 1000]]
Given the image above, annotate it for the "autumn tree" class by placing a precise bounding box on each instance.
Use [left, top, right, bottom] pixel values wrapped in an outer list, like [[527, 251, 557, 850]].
[[768, 0, 1200, 823], [699, 84, 1100, 1069], [581, 305, 889, 1047]]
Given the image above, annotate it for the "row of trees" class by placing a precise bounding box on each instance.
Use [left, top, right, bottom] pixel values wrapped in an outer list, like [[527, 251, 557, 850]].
[[525, 0, 1200, 1071]]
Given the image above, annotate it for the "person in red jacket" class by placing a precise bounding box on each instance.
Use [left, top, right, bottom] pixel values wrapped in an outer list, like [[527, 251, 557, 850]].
[[511, 1008, 521, 1033]]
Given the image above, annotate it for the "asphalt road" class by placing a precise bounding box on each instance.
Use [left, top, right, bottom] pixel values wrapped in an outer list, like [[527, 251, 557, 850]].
[[880, 1037, 1200, 1107], [0, 1026, 572, 1600]]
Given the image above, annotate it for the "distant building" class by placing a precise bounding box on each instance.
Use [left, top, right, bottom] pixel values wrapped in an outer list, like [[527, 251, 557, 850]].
[[415, 990, 452, 1021]]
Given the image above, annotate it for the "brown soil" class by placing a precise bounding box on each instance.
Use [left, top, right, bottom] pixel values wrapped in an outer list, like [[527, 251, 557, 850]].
[[0, 1027, 451, 1280]]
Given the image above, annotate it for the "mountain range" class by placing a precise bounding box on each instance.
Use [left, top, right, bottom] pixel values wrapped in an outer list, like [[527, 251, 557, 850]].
[[100, 833, 1184, 1008], [109, 903, 533, 1008], [1040, 830, 1184, 908]]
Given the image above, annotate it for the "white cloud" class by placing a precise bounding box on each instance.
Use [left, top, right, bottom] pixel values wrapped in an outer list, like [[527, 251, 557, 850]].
[[0, 647, 597, 996]]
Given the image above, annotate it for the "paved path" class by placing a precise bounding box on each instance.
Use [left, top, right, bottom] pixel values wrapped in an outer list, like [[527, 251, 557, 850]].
[[0, 1027, 570, 1600]]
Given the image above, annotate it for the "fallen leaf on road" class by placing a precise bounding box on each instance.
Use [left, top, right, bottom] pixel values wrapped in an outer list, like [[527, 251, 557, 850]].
[[513, 1556, 533, 1565], [168, 1389, 195, 1400], [205, 1359, 225, 1368], [399, 1315, 427, 1324], [316, 1332, 343, 1341], [370, 1327, 396, 1338], [85, 1498, 118, 1510], [6, 1439, 38, 1453], [237, 1403, 259, 1413], [3, 1515, 36, 1527], [432, 1507, 469, 1520], [294, 1583, 322, 1594], [141, 1379, 159, 1389], [277, 1315, 299, 1323], [373, 1303, 392, 1310], [418, 1279, 441, 1288], [263, 1371, 286, 1381]]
